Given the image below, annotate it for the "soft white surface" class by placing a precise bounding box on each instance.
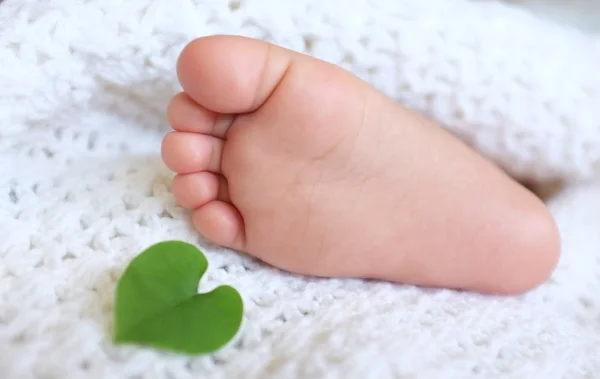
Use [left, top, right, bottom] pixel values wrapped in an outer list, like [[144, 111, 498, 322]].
[[1, 0, 600, 378]]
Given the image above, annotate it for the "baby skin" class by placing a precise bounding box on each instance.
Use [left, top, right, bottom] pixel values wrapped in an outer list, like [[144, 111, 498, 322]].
[[161, 35, 560, 294]]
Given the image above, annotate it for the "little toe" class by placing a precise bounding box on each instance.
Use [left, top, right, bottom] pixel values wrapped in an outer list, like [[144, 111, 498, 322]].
[[161, 131, 223, 174], [192, 201, 245, 251], [172, 172, 230, 209], [167, 92, 235, 138]]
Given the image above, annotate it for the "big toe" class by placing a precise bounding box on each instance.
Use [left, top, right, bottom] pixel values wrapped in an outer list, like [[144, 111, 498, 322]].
[[176, 35, 291, 114]]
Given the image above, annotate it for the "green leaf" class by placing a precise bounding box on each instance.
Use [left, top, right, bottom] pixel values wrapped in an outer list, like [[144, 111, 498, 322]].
[[113, 241, 243, 355]]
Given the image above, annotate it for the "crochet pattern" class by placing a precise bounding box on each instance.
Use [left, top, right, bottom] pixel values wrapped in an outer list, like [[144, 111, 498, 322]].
[[1, 0, 600, 378]]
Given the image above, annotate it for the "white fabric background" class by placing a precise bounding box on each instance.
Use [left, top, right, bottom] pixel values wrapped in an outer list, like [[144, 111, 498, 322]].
[[1, 0, 600, 378]]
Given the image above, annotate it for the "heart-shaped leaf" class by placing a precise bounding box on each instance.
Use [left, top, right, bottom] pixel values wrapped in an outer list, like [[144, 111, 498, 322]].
[[113, 241, 243, 355]]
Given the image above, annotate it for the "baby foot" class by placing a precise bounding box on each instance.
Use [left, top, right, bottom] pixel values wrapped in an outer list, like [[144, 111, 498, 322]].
[[162, 36, 559, 294]]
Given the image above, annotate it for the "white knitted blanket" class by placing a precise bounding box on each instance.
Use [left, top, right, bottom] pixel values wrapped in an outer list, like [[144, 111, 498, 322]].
[[2, 0, 600, 378]]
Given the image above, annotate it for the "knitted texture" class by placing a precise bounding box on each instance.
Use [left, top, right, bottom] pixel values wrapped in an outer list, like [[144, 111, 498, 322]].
[[1, 0, 600, 378]]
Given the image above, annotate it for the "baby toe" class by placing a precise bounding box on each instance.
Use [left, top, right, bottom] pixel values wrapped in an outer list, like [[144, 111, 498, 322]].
[[192, 201, 245, 251]]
